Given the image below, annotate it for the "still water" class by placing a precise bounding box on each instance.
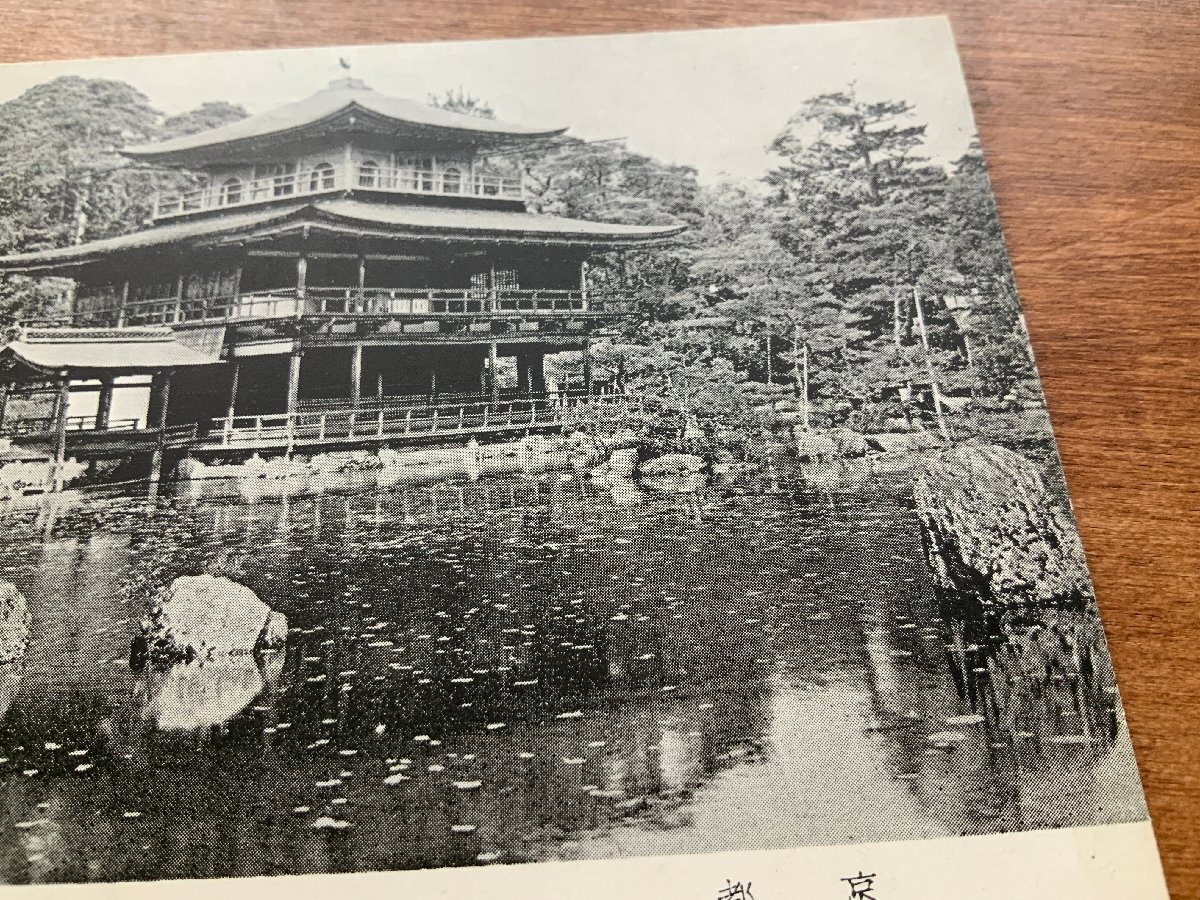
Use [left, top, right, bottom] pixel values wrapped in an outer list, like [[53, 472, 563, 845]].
[[0, 467, 1145, 883]]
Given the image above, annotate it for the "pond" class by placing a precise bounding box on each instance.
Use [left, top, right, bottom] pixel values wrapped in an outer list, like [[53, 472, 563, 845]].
[[0, 465, 1146, 883]]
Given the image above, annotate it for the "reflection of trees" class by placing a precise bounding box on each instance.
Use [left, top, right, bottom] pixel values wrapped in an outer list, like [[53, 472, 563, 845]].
[[855, 493, 1143, 835]]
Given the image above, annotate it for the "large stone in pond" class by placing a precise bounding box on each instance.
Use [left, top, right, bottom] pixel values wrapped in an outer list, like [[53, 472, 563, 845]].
[[638, 453, 704, 476], [140, 575, 286, 665], [913, 443, 1091, 609], [0, 580, 30, 666]]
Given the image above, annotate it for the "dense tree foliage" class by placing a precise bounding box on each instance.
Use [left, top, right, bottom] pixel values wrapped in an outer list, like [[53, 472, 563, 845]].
[[0, 76, 1042, 448], [578, 90, 1043, 448], [0, 77, 246, 321]]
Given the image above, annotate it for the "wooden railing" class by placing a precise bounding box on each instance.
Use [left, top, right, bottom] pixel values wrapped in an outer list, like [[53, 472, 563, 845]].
[[202, 393, 636, 449], [1, 416, 141, 436], [74, 286, 633, 327], [163, 423, 200, 447], [152, 163, 523, 220]]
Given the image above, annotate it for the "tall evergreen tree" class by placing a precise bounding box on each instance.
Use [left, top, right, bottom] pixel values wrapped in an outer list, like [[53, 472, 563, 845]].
[[764, 90, 960, 435], [0, 78, 247, 321]]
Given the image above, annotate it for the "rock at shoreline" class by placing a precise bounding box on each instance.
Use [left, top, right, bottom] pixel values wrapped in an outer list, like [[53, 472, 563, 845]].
[[792, 431, 838, 461], [0, 580, 30, 666], [607, 448, 640, 479], [138, 574, 287, 666], [639, 454, 705, 477], [867, 431, 944, 455], [590, 447, 641, 482], [913, 444, 1091, 610]]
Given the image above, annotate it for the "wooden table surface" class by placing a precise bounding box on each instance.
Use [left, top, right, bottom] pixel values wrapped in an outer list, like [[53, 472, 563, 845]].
[[1, 0, 1197, 895]]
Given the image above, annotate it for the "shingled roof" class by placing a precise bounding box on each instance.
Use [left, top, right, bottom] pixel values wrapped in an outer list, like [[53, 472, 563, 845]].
[[123, 78, 566, 166], [0, 200, 685, 273], [1, 327, 222, 374]]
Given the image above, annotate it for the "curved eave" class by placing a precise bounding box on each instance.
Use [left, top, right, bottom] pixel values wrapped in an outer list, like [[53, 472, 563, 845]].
[[123, 103, 567, 168], [0, 202, 686, 274], [1, 330, 221, 375]]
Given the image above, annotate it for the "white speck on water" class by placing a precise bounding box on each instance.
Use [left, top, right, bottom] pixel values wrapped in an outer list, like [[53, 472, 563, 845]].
[[310, 817, 351, 830]]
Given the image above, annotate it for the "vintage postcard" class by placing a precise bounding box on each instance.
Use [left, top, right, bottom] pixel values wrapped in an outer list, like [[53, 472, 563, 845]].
[[0, 16, 1170, 899]]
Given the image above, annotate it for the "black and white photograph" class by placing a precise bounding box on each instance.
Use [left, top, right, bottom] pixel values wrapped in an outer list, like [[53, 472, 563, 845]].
[[0, 17, 1162, 893]]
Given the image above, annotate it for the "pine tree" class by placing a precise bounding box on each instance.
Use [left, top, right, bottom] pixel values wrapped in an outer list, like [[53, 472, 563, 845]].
[[765, 90, 959, 437]]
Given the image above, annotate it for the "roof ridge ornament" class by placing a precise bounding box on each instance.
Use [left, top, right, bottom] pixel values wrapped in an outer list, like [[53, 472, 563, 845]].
[[328, 76, 368, 91]]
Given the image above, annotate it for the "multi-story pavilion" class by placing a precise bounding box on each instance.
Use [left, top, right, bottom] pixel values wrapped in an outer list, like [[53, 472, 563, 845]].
[[0, 77, 680, 479]]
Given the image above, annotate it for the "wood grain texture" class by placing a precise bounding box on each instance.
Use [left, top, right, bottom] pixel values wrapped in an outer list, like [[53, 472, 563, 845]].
[[1, 1, 1197, 895]]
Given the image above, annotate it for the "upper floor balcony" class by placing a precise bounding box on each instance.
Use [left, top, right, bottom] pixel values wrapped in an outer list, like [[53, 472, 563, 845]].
[[151, 162, 524, 222], [68, 285, 636, 330]]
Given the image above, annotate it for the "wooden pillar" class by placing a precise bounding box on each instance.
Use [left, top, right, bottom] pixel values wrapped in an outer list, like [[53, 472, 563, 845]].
[[350, 344, 363, 407], [155, 372, 172, 429], [116, 280, 130, 328], [0, 382, 9, 432], [230, 266, 242, 318], [581, 338, 594, 397], [148, 370, 172, 485], [516, 353, 531, 395], [579, 259, 589, 311], [530, 349, 547, 395], [357, 255, 367, 312], [285, 348, 302, 457], [95, 376, 115, 430], [50, 372, 70, 492], [173, 273, 185, 324], [226, 361, 240, 424], [286, 347, 302, 416], [296, 254, 308, 313], [488, 340, 500, 404]]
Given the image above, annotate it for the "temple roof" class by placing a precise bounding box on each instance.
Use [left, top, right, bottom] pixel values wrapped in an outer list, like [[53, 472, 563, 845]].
[[123, 78, 566, 166], [1, 327, 222, 373], [0, 200, 685, 272]]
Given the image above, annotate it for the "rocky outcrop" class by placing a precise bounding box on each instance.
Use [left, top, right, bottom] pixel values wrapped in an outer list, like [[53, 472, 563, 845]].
[[0, 580, 30, 666], [606, 448, 640, 479], [913, 443, 1092, 611], [792, 431, 838, 461], [638, 453, 705, 476], [137, 574, 287, 667], [867, 431, 944, 455]]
